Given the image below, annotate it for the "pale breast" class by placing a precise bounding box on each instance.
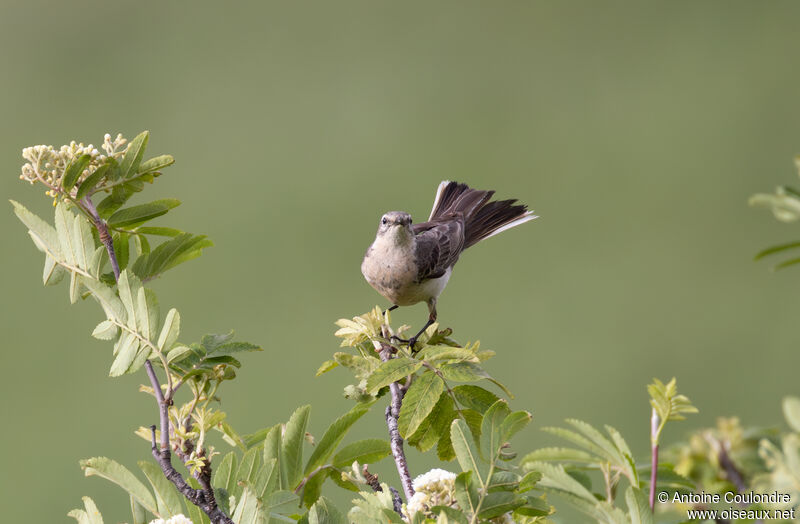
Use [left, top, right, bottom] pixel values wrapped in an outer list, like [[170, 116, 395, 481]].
[[361, 240, 421, 306]]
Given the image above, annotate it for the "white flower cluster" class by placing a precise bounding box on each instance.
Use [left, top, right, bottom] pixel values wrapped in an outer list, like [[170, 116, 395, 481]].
[[406, 468, 458, 517], [19, 133, 128, 197], [148, 514, 193, 524]]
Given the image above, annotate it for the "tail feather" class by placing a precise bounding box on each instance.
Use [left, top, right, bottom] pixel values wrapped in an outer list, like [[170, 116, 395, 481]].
[[427, 181, 537, 248]]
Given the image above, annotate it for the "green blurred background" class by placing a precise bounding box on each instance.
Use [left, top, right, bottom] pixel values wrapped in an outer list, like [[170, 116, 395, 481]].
[[3, 1, 800, 522]]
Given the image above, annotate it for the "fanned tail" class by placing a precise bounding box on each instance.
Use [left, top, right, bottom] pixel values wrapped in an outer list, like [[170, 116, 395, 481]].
[[427, 180, 537, 248]]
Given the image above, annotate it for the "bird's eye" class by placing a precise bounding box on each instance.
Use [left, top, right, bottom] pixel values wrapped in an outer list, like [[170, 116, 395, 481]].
[[381, 217, 388, 225]]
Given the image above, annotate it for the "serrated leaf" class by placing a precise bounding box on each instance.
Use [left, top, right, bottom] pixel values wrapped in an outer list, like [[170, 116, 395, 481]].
[[309, 496, 347, 524], [107, 199, 180, 228], [157, 308, 180, 351], [80, 457, 158, 515], [138, 154, 175, 174], [138, 461, 184, 518], [92, 320, 118, 340], [136, 287, 159, 342], [282, 405, 311, 489], [82, 277, 126, 321], [521, 447, 596, 464], [451, 419, 487, 485], [398, 371, 444, 438], [131, 233, 212, 281], [43, 254, 66, 286], [76, 163, 110, 200], [454, 471, 479, 516], [409, 393, 455, 452], [263, 424, 284, 490], [626, 486, 653, 524], [477, 491, 524, 519], [332, 439, 391, 469], [11, 200, 61, 256], [109, 332, 140, 376], [480, 400, 511, 462], [63, 154, 92, 191], [452, 385, 500, 413], [366, 357, 422, 393], [235, 445, 261, 499], [305, 402, 372, 474], [120, 131, 149, 178], [213, 452, 238, 495], [316, 359, 338, 376]]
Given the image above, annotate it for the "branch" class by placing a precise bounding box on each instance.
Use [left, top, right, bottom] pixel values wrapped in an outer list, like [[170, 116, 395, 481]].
[[82, 196, 120, 280], [373, 326, 415, 503], [90, 202, 232, 523], [362, 465, 403, 514], [146, 361, 232, 524]]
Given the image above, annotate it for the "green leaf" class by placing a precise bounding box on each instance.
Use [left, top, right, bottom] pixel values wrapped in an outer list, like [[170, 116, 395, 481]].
[[138, 154, 175, 174], [477, 491, 524, 519], [439, 362, 489, 382], [109, 332, 140, 377], [76, 163, 110, 199], [130, 495, 146, 524], [92, 320, 118, 340], [451, 419, 486, 485], [235, 445, 261, 498], [11, 200, 61, 256], [316, 359, 338, 376], [118, 270, 143, 331], [429, 505, 468, 524], [309, 496, 347, 524], [67, 496, 104, 524], [113, 232, 130, 271], [263, 424, 284, 490], [754, 241, 800, 260], [63, 154, 93, 191], [260, 490, 300, 520], [480, 400, 511, 461], [453, 385, 500, 413], [119, 131, 149, 178], [305, 402, 372, 474], [398, 371, 444, 438], [107, 199, 180, 228], [135, 226, 183, 237], [488, 471, 520, 492], [454, 471, 479, 516], [626, 486, 653, 524], [131, 233, 212, 281], [43, 254, 66, 286], [282, 405, 311, 489], [784, 396, 800, 432], [408, 393, 455, 452], [138, 460, 184, 518], [521, 447, 595, 464], [231, 486, 260, 524], [82, 276, 126, 321], [332, 439, 391, 468], [501, 411, 532, 443], [517, 471, 542, 493], [213, 451, 239, 494], [97, 184, 135, 219], [136, 287, 159, 342], [80, 457, 158, 515], [366, 357, 422, 393], [253, 458, 279, 498], [157, 308, 180, 351]]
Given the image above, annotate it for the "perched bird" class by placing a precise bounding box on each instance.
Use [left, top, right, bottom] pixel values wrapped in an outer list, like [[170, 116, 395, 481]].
[[361, 181, 537, 348]]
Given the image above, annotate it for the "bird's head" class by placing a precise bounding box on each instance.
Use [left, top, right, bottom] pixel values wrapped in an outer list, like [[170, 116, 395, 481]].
[[376, 211, 413, 245]]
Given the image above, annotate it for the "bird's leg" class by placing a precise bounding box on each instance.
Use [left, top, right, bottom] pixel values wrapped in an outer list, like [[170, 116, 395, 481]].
[[383, 304, 399, 315], [407, 299, 438, 351]]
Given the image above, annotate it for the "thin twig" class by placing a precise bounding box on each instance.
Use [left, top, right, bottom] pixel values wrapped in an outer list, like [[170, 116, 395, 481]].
[[83, 196, 120, 280], [374, 325, 415, 503], [94, 208, 230, 523], [145, 361, 232, 523], [362, 465, 403, 514]]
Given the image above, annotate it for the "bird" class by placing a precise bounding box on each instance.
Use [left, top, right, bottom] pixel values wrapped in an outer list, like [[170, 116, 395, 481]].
[[361, 181, 537, 348]]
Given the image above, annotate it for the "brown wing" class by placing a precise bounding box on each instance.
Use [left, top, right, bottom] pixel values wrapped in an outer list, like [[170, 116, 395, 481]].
[[412, 218, 465, 282]]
